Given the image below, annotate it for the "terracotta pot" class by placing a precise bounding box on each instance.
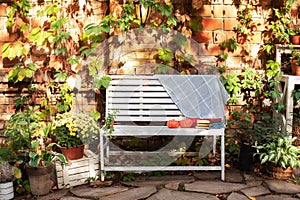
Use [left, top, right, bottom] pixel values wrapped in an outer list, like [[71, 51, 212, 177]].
[[291, 35, 300, 45], [267, 164, 293, 180], [60, 144, 84, 160], [291, 60, 300, 76], [296, 65, 300, 76], [26, 164, 53, 196]]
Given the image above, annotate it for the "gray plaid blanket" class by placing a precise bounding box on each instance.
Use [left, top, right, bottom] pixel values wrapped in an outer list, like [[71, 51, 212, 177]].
[[155, 75, 229, 120]]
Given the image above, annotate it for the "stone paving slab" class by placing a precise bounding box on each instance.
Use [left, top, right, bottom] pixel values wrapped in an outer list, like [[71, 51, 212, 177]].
[[245, 180, 263, 187], [241, 185, 271, 197], [121, 175, 195, 187], [184, 181, 249, 194], [61, 197, 90, 200], [36, 189, 69, 200], [264, 180, 300, 194], [227, 192, 249, 200], [101, 186, 157, 200], [70, 185, 128, 198], [164, 182, 180, 190], [225, 169, 244, 183], [193, 171, 221, 180], [146, 188, 219, 200], [256, 194, 299, 200], [243, 173, 264, 181]]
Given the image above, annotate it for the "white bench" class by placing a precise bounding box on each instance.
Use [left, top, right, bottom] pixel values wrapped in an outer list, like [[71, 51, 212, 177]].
[[100, 75, 226, 181]]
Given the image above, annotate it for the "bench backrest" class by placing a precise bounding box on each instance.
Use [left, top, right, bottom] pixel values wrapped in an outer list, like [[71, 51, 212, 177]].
[[106, 75, 184, 125]]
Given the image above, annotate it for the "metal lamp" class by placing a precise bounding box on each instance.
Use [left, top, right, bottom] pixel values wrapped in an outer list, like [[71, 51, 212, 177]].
[[134, 0, 151, 27]]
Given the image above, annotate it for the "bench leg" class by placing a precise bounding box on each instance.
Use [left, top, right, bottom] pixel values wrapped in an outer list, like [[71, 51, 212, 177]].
[[213, 135, 216, 156], [100, 131, 105, 181], [221, 134, 225, 181]]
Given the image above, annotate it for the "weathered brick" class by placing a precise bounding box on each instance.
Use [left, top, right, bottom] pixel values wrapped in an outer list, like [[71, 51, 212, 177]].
[[0, 17, 5, 31], [91, 0, 109, 16], [251, 0, 271, 5], [226, 31, 237, 40], [253, 19, 265, 31], [0, 113, 11, 121], [213, 5, 224, 18], [211, 0, 223, 5], [0, 4, 8, 16], [250, 32, 262, 44], [224, 0, 249, 5], [0, 31, 19, 42], [250, 6, 263, 18], [224, 5, 238, 18], [7, 105, 14, 113], [226, 56, 243, 69], [224, 19, 238, 31], [202, 18, 223, 30], [213, 30, 236, 44], [192, 5, 212, 17], [0, 96, 7, 105], [224, 0, 234, 4], [192, 31, 213, 43], [200, 43, 223, 56], [213, 30, 226, 44]]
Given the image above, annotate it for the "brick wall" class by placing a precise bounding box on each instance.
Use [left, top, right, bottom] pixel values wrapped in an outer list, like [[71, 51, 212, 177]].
[[0, 0, 280, 131]]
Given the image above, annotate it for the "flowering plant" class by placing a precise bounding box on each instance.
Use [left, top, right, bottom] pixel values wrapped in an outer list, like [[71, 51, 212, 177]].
[[52, 112, 100, 148]]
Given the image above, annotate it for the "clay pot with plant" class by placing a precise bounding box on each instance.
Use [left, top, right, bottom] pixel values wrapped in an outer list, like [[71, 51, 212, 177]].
[[52, 112, 100, 160], [254, 135, 300, 180], [291, 50, 300, 76], [3, 105, 68, 196], [290, 25, 300, 45]]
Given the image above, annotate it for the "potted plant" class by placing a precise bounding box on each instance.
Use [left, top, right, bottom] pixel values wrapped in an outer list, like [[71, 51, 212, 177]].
[[52, 112, 100, 160], [291, 50, 300, 75], [290, 25, 300, 45], [254, 135, 300, 180], [3, 106, 68, 196], [0, 160, 14, 200]]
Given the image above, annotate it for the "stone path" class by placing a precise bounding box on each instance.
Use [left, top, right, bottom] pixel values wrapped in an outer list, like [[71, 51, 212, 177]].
[[15, 169, 300, 200]]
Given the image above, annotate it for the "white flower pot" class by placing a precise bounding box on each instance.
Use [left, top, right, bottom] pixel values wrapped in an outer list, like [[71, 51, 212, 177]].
[[0, 181, 14, 200]]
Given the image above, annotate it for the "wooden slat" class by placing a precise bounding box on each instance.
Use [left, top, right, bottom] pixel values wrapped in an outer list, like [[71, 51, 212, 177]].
[[107, 104, 179, 110], [107, 91, 170, 98], [117, 110, 182, 116], [110, 79, 161, 85], [110, 75, 159, 80], [108, 126, 224, 136], [108, 98, 174, 103], [115, 116, 182, 121], [108, 85, 166, 92], [55, 150, 99, 189]]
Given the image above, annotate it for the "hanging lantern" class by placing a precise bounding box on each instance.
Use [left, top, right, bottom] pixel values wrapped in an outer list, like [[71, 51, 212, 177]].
[[134, 0, 151, 27]]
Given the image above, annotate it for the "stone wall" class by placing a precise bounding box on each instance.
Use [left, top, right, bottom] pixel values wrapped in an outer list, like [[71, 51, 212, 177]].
[[0, 0, 294, 131]]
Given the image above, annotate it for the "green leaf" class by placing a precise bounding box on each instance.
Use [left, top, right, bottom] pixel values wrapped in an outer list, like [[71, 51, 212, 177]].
[[101, 76, 112, 89], [90, 109, 101, 120], [1, 43, 10, 57], [261, 155, 268, 164], [167, 17, 177, 27], [50, 18, 68, 30], [31, 140, 40, 149], [89, 66, 97, 77]]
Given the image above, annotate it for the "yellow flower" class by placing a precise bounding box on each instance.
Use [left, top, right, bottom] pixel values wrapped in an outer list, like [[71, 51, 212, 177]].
[[70, 132, 76, 137]]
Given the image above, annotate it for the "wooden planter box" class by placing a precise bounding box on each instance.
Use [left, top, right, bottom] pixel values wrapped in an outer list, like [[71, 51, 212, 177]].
[[0, 181, 14, 200], [55, 150, 99, 189]]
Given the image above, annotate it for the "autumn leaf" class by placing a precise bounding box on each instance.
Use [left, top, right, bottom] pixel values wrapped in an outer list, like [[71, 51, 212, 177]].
[[192, 0, 203, 10]]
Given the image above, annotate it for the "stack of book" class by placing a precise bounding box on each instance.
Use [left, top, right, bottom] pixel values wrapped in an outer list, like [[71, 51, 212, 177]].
[[196, 119, 211, 129]]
